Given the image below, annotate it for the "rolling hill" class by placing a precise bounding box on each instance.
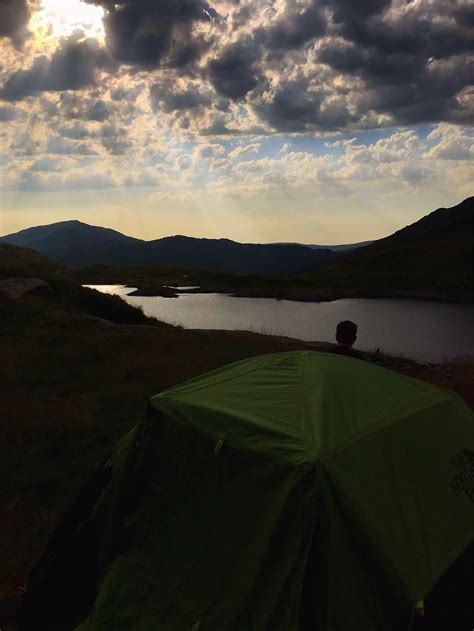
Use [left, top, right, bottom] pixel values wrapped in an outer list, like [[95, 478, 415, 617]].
[[302, 196, 474, 301], [0, 241, 169, 326], [0, 222, 336, 275]]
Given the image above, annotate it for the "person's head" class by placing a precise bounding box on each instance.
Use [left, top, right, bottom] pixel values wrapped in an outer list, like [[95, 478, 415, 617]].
[[336, 320, 357, 348]]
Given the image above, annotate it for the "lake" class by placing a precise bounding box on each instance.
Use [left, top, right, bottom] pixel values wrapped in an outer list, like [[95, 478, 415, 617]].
[[85, 285, 474, 363]]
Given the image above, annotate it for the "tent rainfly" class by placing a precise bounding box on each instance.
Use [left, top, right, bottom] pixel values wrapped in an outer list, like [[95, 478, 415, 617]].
[[19, 352, 474, 630]]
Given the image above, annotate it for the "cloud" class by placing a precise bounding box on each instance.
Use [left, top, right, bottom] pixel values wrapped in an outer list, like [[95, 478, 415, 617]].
[[57, 93, 115, 122], [425, 124, 474, 160], [210, 157, 230, 172], [316, 0, 474, 127], [150, 81, 210, 113], [0, 104, 19, 121], [100, 123, 131, 155], [56, 122, 97, 139], [2, 170, 117, 192], [87, 0, 218, 68], [193, 143, 225, 160], [228, 143, 260, 159], [255, 2, 325, 53], [176, 154, 192, 170], [252, 80, 324, 132], [2, 0, 474, 212], [1, 36, 111, 101], [0, 0, 29, 46], [208, 42, 259, 100], [46, 136, 99, 156], [29, 156, 72, 172]]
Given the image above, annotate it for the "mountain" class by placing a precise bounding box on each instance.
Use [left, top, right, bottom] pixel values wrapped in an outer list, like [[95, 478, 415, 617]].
[[303, 196, 474, 301], [0, 220, 140, 264], [275, 240, 373, 251], [0, 222, 336, 275]]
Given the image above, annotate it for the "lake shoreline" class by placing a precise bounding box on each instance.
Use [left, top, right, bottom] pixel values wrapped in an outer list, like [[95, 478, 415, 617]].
[[124, 282, 473, 305]]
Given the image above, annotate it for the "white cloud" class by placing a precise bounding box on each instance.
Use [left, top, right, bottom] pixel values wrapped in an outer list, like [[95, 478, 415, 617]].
[[193, 143, 225, 161], [228, 143, 261, 159], [425, 124, 474, 161], [210, 158, 231, 172]]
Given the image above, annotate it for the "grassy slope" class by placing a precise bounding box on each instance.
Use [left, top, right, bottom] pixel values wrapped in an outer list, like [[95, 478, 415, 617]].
[[0, 243, 173, 327], [302, 218, 473, 302], [301, 198, 474, 302]]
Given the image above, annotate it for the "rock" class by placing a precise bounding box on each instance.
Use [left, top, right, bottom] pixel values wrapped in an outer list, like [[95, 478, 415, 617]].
[[127, 286, 178, 298], [0, 277, 52, 300]]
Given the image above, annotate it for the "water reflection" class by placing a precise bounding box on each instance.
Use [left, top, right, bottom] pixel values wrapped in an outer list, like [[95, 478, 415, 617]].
[[85, 285, 474, 363]]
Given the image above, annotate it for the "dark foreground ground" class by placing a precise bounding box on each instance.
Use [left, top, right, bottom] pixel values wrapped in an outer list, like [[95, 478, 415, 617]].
[[1, 291, 473, 629]]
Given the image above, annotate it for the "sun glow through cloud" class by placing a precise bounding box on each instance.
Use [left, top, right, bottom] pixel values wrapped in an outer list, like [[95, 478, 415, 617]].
[[38, 0, 105, 41]]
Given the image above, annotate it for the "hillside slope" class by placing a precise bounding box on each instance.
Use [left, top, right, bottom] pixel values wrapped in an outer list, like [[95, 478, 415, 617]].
[[0, 222, 336, 274], [0, 242, 170, 327], [303, 197, 474, 301]]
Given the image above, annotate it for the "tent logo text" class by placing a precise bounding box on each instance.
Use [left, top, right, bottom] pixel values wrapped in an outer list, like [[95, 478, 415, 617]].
[[449, 450, 474, 503]]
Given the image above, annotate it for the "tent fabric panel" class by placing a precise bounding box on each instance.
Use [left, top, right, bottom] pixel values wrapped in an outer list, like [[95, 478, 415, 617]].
[[316, 465, 412, 631], [324, 396, 474, 610], [152, 353, 307, 453], [153, 352, 459, 459], [77, 406, 315, 630]]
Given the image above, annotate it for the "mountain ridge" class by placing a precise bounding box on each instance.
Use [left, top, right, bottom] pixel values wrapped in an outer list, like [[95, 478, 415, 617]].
[[1, 197, 472, 288], [0, 221, 337, 275]]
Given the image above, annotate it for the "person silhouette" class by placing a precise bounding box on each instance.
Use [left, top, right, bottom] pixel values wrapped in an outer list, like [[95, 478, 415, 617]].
[[331, 320, 361, 358]]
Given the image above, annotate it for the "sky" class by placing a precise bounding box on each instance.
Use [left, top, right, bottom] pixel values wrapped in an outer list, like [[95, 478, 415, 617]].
[[0, 0, 473, 244]]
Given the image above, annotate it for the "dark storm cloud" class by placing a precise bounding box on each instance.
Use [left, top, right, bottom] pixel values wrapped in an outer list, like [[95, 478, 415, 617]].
[[255, 3, 325, 52], [453, 5, 474, 29], [1, 37, 111, 101], [318, 42, 425, 85], [2, 0, 472, 135], [326, 0, 391, 24], [299, 0, 474, 130], [0, 0, 29, 45], [86, 0, 216, 67], [208, 42, 259, 99], [332, 8, 474, 61], [370, 55, 474, 125], [150, 81, 210, 112], [253, 80, 324, 132]]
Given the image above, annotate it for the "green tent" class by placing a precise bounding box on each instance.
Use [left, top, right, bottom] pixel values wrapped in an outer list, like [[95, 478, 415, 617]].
[[19, 351, 474, 630]]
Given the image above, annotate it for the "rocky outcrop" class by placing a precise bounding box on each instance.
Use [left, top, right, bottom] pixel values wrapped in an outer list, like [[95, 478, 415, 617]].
[[0, 277, 52, 300]]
